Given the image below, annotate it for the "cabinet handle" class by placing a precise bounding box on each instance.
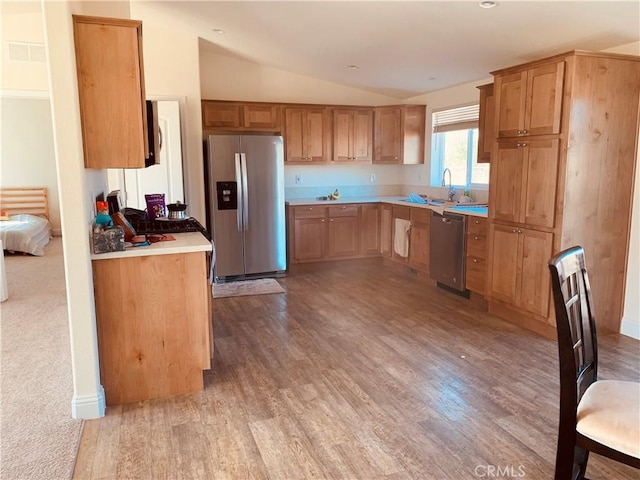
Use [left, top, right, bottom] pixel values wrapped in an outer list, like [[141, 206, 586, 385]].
[[517, 142, 528, 148], [473, 258, 478, 263], [474, 220, 480, 224], [522, 129, 528, 134], [308, 207, 313, 210], [321, 219, 325, 222], [517, 229, 523, 234], [342, 206, 346, 209], [474, 236, 479, 240], [330, 219, 334, 222], [512, 229, 517, 233]]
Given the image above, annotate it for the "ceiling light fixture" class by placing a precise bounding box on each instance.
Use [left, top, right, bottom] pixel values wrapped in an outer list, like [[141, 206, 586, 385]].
[[348, 65, 359, 70], [479, 1, 498, 8], [212, 28, 225, 34]]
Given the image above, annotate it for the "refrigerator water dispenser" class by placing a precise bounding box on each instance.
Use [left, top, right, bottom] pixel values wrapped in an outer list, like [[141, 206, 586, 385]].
[[216, 181, 237, 210]]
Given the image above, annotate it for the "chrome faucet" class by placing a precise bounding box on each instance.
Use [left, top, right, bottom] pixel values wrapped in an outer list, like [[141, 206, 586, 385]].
[[442, 168, 455, 201]]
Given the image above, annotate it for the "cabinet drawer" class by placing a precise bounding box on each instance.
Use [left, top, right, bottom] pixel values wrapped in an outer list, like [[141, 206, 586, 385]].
[[411, 207, 430, 224], [466, 234, 487, 259], [294, 206, 326, 219], [467, 216, 488, 235], [465, 256, 486, 293], [329, 205, 358, 217]]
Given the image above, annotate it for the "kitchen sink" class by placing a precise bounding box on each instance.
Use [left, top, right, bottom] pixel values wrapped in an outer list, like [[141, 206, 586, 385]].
[[399, 198, 446, 205]]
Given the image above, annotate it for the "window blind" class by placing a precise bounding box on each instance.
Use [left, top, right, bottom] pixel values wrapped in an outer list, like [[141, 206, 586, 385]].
[[432, 104, 479, 133]]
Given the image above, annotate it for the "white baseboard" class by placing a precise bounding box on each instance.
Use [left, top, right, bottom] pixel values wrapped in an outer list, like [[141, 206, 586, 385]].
[[71, 385, 106, 419], [620, 316, 640, 340]]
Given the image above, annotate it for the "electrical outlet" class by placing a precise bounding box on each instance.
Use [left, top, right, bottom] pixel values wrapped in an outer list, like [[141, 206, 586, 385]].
[[295, 174, 302, 185], [370, 173, 376, 183]]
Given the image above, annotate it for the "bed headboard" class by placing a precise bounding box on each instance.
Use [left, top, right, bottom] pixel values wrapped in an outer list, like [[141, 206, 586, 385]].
[[0, 187, 49, 219]]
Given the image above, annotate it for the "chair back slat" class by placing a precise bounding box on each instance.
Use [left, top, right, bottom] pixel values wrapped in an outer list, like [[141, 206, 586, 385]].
[[548, 246, 598, 407]]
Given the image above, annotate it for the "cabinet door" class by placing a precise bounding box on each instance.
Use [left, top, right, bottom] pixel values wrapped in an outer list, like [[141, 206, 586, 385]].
[[516, 228, 553, 318], [488, 224, 519, 304], [408, 211, 430, 272], [465, 256, 486, 294], [521, 138, 559, 228], [306, 108, 330, 163], [496, 72, 527, 138], [284, 108, 307, 163], [333, 109, 353, 163], [352, 109, 373, 163], [73, 17, 147, 169], [490, 141, 524, 224], [524, 62, 564, 136], [380, 205, 393, 257], [374, 107, 401, 163], [477, 84, 495, 163], [242, 105, 281, 130], [327, 216, 359, 258], [202, 102, 242, 129], [361, 204, 381, 256], [294, 218, 326, 261]]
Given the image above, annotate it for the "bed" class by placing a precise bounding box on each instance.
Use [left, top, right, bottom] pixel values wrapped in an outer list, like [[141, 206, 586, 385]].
[[0, 187, 52, 256]]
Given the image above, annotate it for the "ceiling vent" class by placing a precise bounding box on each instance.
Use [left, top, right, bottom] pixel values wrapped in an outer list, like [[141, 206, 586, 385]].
[[8, 42, 46, 63]]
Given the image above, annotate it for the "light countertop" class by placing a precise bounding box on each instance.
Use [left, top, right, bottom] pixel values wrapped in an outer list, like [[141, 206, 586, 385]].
[[91, 232, 212, 260], [286, 196, 488, 218]]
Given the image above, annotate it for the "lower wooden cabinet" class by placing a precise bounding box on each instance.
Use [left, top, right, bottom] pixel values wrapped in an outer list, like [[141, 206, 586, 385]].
[[380, 204, 393, 257], [465, 216, 488, 294], [487, 223, 553, 318], [92, 251, 211, 405], [391, 206, 411, 264], [291, 203, 382, 263], [408, 208, 430, 272]]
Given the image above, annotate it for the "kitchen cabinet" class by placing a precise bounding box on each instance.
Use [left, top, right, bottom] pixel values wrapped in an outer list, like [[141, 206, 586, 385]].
[[494, 61, 564, 139], [488, 224, 552, 318], [284, 107, 331, 163], [293, 206, 327, 262], [361, 204, 381, 256], [465, 216, 488, 294], [374, 105, 426, 164], [92, 248, 212, 405], [202, 101, 281, 131], [491, 138, 559, 229], [333, 108, 373, 163], [327, 206, 360, 258], [380, 204, 393, 257], [73, 15, 148, 169], [408, 208, 430, 272], [488, 51, 640, 334], [477, 83, 494, 164]]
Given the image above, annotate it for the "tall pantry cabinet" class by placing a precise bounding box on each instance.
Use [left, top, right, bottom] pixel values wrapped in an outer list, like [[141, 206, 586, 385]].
[[486, 51, 640, 336]]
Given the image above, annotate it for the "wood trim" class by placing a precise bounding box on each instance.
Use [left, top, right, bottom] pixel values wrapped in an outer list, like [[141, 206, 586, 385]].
[[0, 187, 49, 219], [71, 14, 142, 28]]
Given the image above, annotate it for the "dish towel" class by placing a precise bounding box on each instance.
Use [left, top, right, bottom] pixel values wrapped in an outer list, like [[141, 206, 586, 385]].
[[394, 218, 411, 258]]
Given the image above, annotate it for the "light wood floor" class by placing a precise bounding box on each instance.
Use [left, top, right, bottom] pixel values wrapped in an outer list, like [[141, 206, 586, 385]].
[[73, 260, 640, 480]]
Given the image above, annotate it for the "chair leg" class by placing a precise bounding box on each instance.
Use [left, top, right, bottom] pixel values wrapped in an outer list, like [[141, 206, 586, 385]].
[[574, 447, 589, 480], [555, 443, 589, 479]]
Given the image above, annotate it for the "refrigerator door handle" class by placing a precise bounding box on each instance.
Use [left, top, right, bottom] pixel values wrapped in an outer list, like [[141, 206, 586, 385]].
[[234, 152, 243, 232], [240, 153, 249, 231]]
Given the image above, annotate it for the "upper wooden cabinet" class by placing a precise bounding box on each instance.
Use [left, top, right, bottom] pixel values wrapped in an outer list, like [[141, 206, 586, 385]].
[[477, 83, 494, 164], [73, 15, 147, 169], [284, 107, 331, 163], [374, 105, 426, 164], [494, 61, 564, 138], [333, 108, 373, 163], [202, 101, 281, 131]]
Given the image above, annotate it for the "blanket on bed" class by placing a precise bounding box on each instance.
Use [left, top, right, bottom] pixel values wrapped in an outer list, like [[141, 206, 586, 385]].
[[0, 214, 52, 256]]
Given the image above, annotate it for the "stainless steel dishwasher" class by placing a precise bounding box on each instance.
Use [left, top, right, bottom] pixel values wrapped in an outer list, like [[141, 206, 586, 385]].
[[429, 211, 468, 294]]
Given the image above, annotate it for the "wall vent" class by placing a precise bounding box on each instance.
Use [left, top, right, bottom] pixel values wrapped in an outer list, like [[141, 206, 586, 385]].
[[7, 42, 46, 63]]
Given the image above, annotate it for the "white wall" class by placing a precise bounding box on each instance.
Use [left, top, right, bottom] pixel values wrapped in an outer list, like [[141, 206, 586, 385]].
[[1, 1, 49, 93], [0, 96, 62, 233]]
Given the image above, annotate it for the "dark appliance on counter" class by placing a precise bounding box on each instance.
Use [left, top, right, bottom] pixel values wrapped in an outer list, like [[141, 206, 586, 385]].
[[429, 211, 469, 296], [145, 100, 160, 168], [123, 208, 209, 239]]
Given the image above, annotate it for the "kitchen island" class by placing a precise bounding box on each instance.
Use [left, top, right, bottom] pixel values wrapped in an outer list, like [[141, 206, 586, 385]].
[[91, 232, 213, 406]]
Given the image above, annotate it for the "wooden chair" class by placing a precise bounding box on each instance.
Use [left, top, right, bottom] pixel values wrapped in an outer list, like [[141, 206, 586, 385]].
[[548, 246, 640, 479]]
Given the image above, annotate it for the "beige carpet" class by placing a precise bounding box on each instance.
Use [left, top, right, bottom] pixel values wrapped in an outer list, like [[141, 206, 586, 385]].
[[212, 278, 285, 298], [0, 237, 82, 480]]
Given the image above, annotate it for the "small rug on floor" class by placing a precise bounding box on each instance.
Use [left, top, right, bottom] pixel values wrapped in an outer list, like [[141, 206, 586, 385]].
[[213, 278, 285, 298]]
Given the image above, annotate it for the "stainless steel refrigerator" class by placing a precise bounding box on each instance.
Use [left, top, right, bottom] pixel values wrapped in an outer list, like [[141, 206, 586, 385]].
[[206, 134, 286, 282]]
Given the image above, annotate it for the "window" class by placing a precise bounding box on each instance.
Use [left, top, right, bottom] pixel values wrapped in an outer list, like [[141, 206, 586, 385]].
[[431, 105, 490, 189]]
